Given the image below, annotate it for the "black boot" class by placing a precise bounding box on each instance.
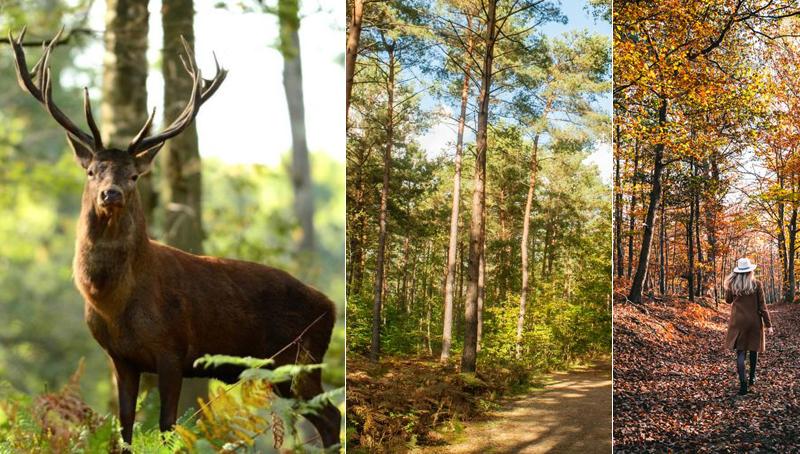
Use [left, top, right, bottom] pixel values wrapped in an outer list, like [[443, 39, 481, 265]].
[[749, 371, 756, 386], [738, 379, 748, 396], [749, 351, 757, 386]]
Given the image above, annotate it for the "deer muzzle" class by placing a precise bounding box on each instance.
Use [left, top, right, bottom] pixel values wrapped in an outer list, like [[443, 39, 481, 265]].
[[99, 186, 124, 207]]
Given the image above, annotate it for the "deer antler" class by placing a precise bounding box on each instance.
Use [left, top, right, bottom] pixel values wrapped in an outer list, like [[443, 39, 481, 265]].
[[9, 26, 103, 151], [128, 36, 227, 155]]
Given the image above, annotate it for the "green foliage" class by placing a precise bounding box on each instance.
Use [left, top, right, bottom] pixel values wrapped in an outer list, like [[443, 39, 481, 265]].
[[0, 354, 344, 453], [176, 354, 343, 453], [348, 122, 612, 369], [194, 355, 275, 370]]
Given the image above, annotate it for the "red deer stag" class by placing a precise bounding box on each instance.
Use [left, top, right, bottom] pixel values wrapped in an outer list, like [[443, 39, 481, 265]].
[[9, 28, 340, 448]]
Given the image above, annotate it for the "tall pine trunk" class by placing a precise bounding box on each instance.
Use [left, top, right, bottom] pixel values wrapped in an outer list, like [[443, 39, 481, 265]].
[[477, 243, 485, 352], [370, 41, 395, 362], [462, 0, 496, 374], [516, 134, 541, 358], [345, 0, 364, 116], [441, 28, 473, 362]]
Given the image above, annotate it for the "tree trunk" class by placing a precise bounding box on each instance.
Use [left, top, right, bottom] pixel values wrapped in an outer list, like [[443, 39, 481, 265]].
[[629, 97, 668, 303], [345, 0, 364, 117], [659, 184, 666, 295], [694, 170, 703, 296], [161, 0, 208, 414], [278, 0, 314, 253], [542, 223, 551, 278], [461, 0, 496, 374], [354, 212, 368, 295], [517, 135, 540, 358], [498, 188, 510, 302], [441, 29, 473, 362], [477, 244, 485, 353], [705, 158, 719, 302], [370, 41, 395, 362], [407, 247, 418, 314], [615, 124, 624, 278], [400, 236, 410, 310], [102, 0, 152, 414], [626, 142, 639, 278], [103, 0, 155, 224], [788, 205, 797, 304], [687, 193, 695, 302]]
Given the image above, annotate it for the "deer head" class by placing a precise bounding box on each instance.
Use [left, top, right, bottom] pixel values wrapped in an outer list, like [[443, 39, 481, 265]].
[[9, 27, 227, 216]]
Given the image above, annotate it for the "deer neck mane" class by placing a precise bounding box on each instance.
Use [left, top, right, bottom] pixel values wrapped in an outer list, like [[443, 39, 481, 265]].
[[74, 188, 150, 307]]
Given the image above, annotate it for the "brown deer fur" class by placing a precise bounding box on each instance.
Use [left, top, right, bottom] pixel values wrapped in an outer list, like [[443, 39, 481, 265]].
[[10, 29, 340, 448]]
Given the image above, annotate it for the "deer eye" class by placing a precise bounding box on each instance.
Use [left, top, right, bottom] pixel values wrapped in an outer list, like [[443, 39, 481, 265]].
[[131, 174, 139, 182], [87, 170, 94, 177]]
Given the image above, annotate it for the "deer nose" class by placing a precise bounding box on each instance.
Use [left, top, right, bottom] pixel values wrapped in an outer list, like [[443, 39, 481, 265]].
[[101, 188, 122, 203]]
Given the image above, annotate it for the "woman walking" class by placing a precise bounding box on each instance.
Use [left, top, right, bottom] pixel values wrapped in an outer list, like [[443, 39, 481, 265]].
[[724, 258, 773, 396]]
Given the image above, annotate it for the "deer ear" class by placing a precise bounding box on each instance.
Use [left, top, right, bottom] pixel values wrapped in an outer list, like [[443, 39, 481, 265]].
[[133, 143, 164, 175], [66, 133, 94, 169]]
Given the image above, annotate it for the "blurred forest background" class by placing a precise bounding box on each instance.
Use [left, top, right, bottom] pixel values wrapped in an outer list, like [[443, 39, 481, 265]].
[[0, 0, 344, 451], [345, 0, 611, 450]]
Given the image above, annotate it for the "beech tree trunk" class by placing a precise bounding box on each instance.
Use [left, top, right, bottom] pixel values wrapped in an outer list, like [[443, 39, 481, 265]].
[[658, 182, 666, 295], [629, 97, 668, 303], [279, 0, 314, 253], [627, 143, 639, 278], [704, 158, 719, 302], [778, 178, 788, 302], [615, 125, 624, 278], [102, 0, 152, 415], [687, 190, 695, 302], [694, 166, 704, 296], [102, 0, 155, 224], [788, 205, 797, 304]]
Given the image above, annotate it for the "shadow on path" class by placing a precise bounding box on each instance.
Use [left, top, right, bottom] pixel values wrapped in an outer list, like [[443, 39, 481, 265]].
[[418, 361, 611, 454]]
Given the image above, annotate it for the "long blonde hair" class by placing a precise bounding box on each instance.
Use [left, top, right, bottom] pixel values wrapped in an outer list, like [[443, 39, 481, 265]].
[[724, 271, 757, 296]]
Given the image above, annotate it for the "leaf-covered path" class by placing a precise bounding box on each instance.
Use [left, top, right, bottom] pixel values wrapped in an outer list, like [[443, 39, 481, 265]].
[[419, 361, 611, 454], [614, 298, 800, 451]]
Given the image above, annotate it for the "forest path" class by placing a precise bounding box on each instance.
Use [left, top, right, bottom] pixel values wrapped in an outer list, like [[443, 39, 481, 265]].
[[418, 360, 611, 454], [614, 299, 800, 451]]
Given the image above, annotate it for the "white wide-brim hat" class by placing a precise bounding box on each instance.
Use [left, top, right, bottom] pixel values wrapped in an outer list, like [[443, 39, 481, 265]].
[[734, 258, 757, 273]]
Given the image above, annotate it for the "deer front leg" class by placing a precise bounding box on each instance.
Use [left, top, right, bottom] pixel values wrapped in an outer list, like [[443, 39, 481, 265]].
[[112, 358, 140, 447], [156, 358, 183, 432]]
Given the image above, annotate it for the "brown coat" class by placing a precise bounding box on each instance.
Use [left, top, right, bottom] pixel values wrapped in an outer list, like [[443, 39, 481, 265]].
[[724, 281, 772, 352]]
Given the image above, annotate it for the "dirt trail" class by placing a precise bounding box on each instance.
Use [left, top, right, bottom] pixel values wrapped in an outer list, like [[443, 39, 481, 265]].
[[418, 361, 611, 454]]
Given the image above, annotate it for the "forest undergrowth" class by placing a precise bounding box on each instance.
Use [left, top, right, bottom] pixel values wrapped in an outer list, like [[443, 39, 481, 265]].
[[0, 356, 344, 453], [614, 290, 800, 452]]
